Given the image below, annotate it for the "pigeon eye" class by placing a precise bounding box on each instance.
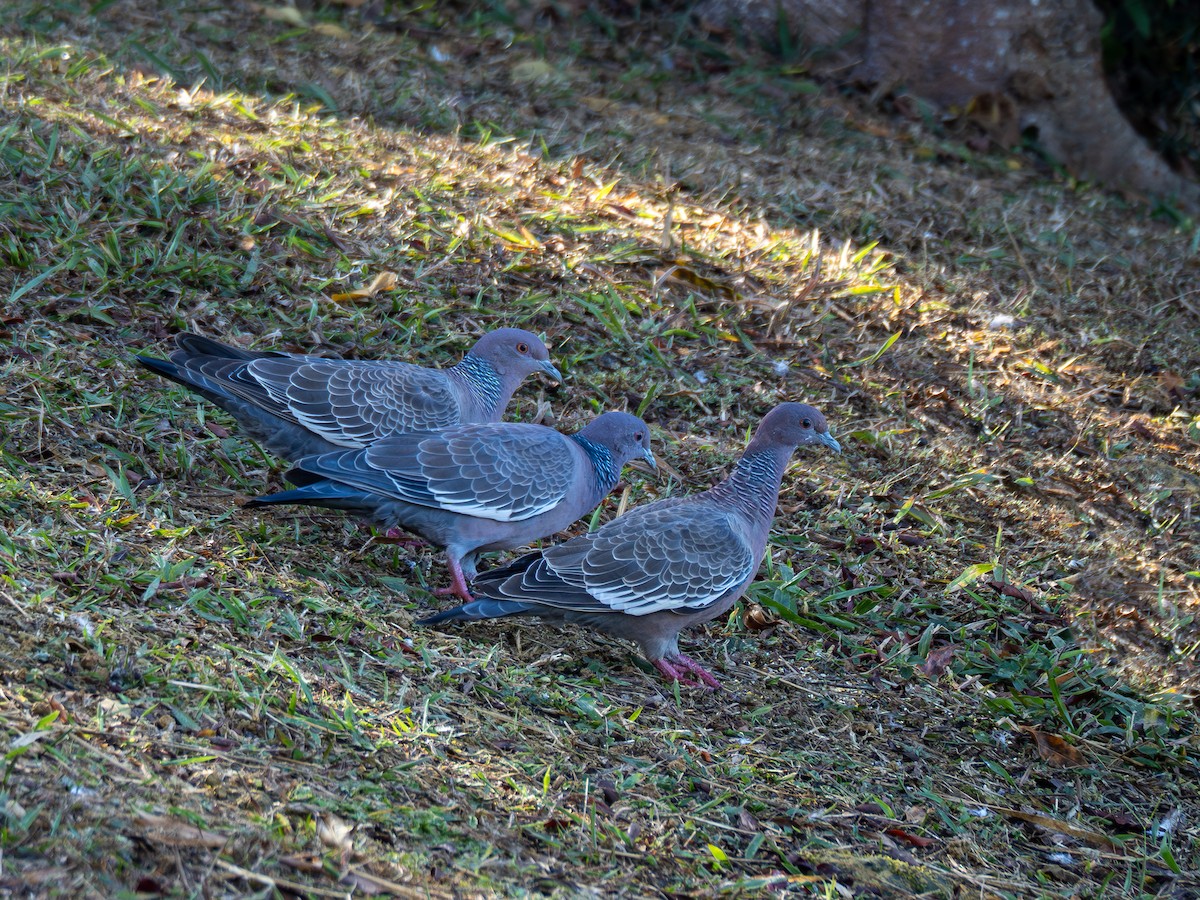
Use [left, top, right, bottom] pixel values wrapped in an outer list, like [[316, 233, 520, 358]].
[[516, 342, 530, 354], [801, 418, 812, 428]]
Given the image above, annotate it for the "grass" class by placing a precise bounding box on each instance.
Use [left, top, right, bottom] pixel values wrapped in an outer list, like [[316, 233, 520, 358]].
[[1, 1, 1198, 897]]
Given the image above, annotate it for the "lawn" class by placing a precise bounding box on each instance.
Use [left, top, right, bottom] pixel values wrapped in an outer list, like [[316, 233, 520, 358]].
[[0, 2, 1197, 897]]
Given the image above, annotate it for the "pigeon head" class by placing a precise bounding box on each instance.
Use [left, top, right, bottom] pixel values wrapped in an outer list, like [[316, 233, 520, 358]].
[[754, 402, 841, 454], [576, 411, 656, 471], [469, 328, 561, 383]]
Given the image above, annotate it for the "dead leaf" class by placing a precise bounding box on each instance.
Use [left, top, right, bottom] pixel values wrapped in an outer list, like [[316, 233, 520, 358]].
[[918, 644, 956, 677], [312, 22, 352, 39], [885, 827, 937, 848], [1023, 727, 1087, 767], [1155, 371, 1186, 401], [511, 60, 555, 84], [341, 866, 414, 895], [741, 604, 775, 632], [257, 4, 306, 27], [279, 854, 324, 874], [317, 812, 354, 852], [991, 806, 1118, 850], [985, 579, 1034, 603], [132, 813, 227, 849], [737, 808, 760, 832], [331, 271, 397, 303], [339, 871, 386, 895], [1128, 419, 1156, 441], [655, 265, 737, 299]]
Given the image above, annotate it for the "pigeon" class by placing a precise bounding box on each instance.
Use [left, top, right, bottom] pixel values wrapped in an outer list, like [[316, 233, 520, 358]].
[[244, 411, 656, 601], [136, 329, 562, 460], [419, 402, 840, 690]]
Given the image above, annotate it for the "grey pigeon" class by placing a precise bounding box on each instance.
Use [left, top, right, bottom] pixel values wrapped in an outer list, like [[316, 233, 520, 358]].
[[136, 329, 562, 460], [245, 411, 655, 601], [419, 403, 840, 690]]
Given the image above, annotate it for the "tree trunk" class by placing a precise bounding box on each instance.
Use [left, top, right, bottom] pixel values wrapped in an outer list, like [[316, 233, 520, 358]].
[[693, 0, 1200, 210]]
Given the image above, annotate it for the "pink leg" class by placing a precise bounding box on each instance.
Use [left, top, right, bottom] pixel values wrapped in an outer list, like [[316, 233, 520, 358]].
[[432, 555, 475, 603], [652, 657, 720, 692]]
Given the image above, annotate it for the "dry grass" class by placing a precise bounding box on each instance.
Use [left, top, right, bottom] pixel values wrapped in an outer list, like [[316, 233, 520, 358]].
[[0, 1, 1197, 897]]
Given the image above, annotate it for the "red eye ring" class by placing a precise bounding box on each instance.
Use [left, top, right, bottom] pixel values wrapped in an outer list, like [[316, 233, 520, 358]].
[[517, 342, 530, 353]]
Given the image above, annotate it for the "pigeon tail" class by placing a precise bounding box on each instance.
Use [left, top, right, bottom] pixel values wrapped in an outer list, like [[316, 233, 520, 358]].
[[243, 481, 374, 511], [417, 598, 534, 625], [135, 355, 239, 410]]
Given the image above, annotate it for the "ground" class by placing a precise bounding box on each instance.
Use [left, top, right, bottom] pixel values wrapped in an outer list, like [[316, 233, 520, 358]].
[[0, 2, 1197, 898]]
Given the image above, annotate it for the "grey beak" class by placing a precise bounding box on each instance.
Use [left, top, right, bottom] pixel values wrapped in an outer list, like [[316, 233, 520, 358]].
[[641, 446, 657, 470], [539, 360, 564, 383], [819, 431, 842, 453]]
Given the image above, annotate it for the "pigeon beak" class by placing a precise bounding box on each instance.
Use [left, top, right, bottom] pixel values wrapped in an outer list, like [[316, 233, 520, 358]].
[[818, 430, 842, 453], [627, 447, 657, 474], [538, 360, 564, 383]]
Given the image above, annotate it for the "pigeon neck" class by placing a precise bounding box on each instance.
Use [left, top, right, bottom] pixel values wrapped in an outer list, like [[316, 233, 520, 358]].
[[449, 354, 506, 418], [569, 433, 620, 500], [711, 442, 791, 524]]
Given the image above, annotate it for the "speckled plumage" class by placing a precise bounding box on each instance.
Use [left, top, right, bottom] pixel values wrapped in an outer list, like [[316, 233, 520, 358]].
[[421, 403, 841, 690], [136, 329, 561, 459], [245, 412, 655, 601]]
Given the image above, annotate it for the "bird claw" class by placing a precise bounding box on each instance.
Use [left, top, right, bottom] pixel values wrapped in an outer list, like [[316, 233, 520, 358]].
[[653, 656, 721, 692], [433, 584, 476, 603], [435, 556, 476, 603]]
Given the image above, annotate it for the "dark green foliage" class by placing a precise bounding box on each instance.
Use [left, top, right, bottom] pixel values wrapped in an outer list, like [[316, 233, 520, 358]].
[[1097, 0, 1200, 172]]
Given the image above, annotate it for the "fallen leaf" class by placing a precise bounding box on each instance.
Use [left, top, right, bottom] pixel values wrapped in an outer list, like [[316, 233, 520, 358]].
[[317, 812, 354, 852], [737, 808, 760, 832], [132, 813, 227, 849], [258, 4, 306, 27], [741, 604, 775, 632], [918, 645, 956, 677], [904, 805, 927, 824], [986, 579, 1034, 603], [341, 866, 414, 895], [511, 60, 555, 84], [885, 827, 936, 848], [991, 806, 1118, 850], [279, 854, 324, 874], [1023, 727, 1087, 767], [655, 265, 737, 299], [339, 870, 386, 895], [312, 22, 352, 39], [331, 271, 398, 303]]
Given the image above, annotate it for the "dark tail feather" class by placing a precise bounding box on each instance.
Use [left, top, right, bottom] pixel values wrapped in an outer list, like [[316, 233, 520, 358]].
[[418, 599, 534, 625], [470, 549, 543, 587], [172, 332, 282, 362], [243, 481, 375, 511], [136, 354, 242, 408]]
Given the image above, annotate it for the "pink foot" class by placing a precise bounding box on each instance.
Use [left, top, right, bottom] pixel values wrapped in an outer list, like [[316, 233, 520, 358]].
[[653, 656, 721, 692], [432, 555, 475, 603], [377, 527, 427, 548]]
